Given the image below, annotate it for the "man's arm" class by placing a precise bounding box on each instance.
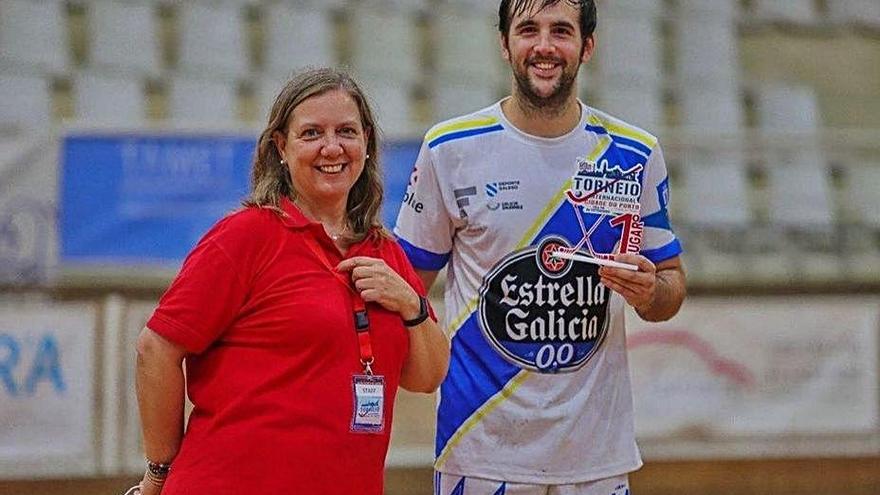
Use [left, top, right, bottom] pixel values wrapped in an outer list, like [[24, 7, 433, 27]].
[[598, 254, 686, 322]]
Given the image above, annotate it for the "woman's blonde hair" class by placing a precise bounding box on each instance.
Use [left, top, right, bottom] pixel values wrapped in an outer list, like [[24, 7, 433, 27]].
[[244, 67, 384, 240]]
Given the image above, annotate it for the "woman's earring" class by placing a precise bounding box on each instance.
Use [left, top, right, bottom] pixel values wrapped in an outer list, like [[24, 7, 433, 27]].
[[365, 154, 371, 159], [280, 159, 286, 165]]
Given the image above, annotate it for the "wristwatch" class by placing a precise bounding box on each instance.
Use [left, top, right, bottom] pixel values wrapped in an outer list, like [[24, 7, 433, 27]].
[[145, 458, 172, 481], [402, 296, 429, 327]]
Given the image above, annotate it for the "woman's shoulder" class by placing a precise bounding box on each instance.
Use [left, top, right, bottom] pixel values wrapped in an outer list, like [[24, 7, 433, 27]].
[[201, 205, 287, 247]]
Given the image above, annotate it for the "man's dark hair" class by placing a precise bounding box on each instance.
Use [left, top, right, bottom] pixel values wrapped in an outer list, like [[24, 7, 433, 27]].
[[498, 0, 597, 43]]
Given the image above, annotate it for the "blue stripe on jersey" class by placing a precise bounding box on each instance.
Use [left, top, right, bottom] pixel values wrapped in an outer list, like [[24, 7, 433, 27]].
[[436, 313, 521, 457], [585, 124, 653, 157], [397, 236, 450, 271], [428, 125, 505, 149], [612, 134, 653, 157], [642, 208, 672, 231], [642, 238, 683, 263], [450, 477, 466, 495], [494, 482, 507, 495]]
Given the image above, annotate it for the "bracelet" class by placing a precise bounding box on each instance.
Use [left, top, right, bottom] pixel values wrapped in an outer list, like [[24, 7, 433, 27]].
[[402, 296, 429, 327], [145, 457, 172, 483]]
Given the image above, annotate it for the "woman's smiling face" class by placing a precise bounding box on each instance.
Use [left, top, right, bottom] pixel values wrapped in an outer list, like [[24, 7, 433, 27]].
[[274, 88, 368, 207]]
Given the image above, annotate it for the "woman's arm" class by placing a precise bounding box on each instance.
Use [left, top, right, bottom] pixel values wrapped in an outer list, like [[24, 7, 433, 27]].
[[337, 257, 450, 393], [397, 295, 450, 393], [135, 327, 188, 494]]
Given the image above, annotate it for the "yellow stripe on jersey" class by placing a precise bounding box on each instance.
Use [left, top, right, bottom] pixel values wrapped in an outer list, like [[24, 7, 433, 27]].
[[516, 179, 573, 250], [435, 370, 533, 469], [588, 135, 612, 163], [425, 116, 501, 143], [446, 296, 479, 340], [587, 113, 657, 152]]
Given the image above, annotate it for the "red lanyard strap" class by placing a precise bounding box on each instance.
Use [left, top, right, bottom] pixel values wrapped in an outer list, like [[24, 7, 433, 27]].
[[301, 231, 375, 374]]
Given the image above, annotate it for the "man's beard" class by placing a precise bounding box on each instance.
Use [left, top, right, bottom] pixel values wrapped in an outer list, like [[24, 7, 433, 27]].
[[512, 57, 580, 117]]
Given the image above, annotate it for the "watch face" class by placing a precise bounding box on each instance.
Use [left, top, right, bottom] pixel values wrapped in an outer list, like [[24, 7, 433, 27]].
[[148, 462, 171, 476]]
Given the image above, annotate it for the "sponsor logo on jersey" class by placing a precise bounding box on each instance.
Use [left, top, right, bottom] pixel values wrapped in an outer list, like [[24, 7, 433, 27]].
[[478, 236, 610, 373], [454, 186, 477, 219], [567, 157, 642, 216], [402, 165, 424, 213], [485, 180, 522, 212]]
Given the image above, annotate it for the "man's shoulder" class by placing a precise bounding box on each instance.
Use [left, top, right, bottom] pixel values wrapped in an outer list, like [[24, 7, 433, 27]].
[[583, 104, 659, 155], [422, 103, 505, 150]]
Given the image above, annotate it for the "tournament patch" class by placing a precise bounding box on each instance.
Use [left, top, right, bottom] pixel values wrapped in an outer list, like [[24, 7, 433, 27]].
[[478, 236, 611, 373]]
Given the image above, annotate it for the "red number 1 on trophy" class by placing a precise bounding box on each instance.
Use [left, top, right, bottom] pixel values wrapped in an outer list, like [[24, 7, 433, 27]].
[[610, 213, 643, 255]]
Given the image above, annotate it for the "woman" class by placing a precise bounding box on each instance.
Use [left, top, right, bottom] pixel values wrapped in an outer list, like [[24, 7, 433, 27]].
[[131, 68, 449, 495]]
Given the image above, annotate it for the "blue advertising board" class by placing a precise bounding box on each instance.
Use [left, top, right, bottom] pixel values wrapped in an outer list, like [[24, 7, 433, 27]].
[[60, 133, 420, 268]]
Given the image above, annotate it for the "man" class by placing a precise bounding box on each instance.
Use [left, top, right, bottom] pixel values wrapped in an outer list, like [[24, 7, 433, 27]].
[[394, 0, 686, 493]]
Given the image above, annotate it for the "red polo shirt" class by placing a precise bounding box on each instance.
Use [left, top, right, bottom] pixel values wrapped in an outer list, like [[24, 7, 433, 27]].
[[147, 197, 426, 495]]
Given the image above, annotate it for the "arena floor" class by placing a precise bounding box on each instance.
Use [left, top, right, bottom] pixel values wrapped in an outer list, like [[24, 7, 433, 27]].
[[2, 457, 878, 495]]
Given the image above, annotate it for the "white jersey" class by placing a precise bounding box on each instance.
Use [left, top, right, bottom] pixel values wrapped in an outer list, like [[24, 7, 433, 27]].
[[394, 100, 682, 484]]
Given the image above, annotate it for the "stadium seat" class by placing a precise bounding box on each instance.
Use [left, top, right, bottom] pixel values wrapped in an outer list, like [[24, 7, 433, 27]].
[[357, 73, 417, 140], [677, 0, 739, 21], [752, 0, 818, 25], [86, 0, 161, 77], [0, 74, 53, 130], [349, 2, 422, 86], [443, 0, 496, 15], [599, 0, 662, 17], [433, 81, 497, 122], [73, 71, 146, 126], [434, 3, 505, 87], [845, 162, 880, 230], [262, 2, 335, 78], [255, 74, 289, 123], [594, 82, 664, 134], [674, 0, 751, 236], [0, 0, 69, 74], [755, 84, 834, 230], [167, 75, 239, 126], [827, 0, 880, 28], [596, 14, 662, 89], [674, 18, 738, 90], [177, 2, 248, 80]]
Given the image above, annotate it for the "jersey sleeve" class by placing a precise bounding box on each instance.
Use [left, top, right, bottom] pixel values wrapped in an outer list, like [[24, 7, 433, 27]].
[[639, 143, 683, 263], [147, 215, 255, 354], [385, 239, 438, 322], [393, 140, 454, 272]]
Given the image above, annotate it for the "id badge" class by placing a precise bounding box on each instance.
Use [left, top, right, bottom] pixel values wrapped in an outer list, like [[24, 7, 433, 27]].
[[351, 374, 385, 434]]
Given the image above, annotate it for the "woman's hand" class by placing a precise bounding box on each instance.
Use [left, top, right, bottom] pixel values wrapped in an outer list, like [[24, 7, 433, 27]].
[[337, 257, 421, 319]]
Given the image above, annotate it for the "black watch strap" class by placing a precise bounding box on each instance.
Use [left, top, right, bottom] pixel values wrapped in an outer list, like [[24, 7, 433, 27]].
[[402, 296, 429, 327]]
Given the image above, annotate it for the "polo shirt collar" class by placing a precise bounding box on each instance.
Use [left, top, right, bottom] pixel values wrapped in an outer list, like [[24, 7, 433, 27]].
[[277, 196, 382, 250], [278, 196, 310, 229]]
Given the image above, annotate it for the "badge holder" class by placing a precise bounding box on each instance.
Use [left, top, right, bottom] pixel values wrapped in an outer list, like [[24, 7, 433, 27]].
[[350, 309, 385, 434]]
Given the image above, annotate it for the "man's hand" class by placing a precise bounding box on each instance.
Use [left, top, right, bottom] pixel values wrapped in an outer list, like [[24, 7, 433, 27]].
[[598, 253, 656, 313], [600, 254, 686, 322]]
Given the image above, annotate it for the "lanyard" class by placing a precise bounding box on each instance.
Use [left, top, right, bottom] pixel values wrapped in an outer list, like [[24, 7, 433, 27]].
[[301, 231, 376, 374]]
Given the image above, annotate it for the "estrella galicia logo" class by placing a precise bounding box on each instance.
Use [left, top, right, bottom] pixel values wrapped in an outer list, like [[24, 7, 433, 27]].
[[478, 236, 610, 373]]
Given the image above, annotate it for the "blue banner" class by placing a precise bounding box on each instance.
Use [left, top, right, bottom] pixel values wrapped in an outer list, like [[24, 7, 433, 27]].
[[60, 133, 420, 267]]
